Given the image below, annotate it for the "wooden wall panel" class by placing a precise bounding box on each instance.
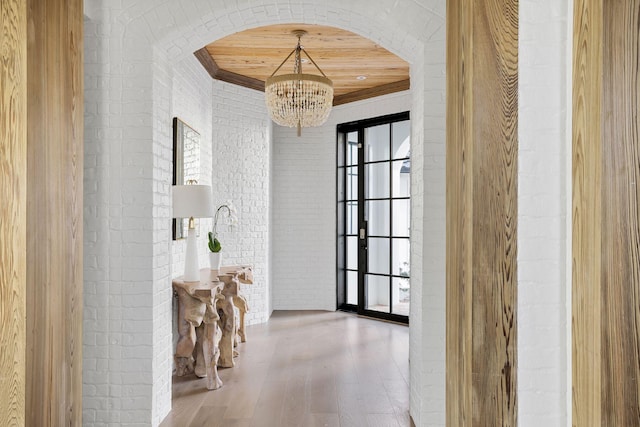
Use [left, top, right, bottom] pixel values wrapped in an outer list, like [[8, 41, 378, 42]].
[[471, 1, 519, 423], [447, 0, 518, 425], [26, 0, 83, 425], [571, 0, 602, 424], [601, 2, 640, 423], [0, 1, 27, 425], [573, 0, 640, 425], [446, 0, 474, 424]]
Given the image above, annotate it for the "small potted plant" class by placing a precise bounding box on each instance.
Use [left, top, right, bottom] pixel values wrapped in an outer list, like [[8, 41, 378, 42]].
[[208, 202, 237, 271]]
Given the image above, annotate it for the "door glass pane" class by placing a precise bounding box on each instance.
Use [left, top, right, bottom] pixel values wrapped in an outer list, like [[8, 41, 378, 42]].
[[347, 236, 358, 270], [346, 201, 358, 235], [392, 238, 410, 276], [347, 271, 358, 305], [366, 200, 390, 236], [365, 124, 390, 162], [347, 132, 358, 166], [392, 277, 410, 316], [392, 120, 410, 159], [368, 237, 390, 275], [346, 166, 358, 200], [392, 199, 410, 237], [365, 162, 390, 199], [366, 274, 390, 313], [392, 159, 410, 198]]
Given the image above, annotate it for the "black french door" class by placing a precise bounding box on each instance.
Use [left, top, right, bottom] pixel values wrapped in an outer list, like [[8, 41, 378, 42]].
[[337, 112, 410, 324]]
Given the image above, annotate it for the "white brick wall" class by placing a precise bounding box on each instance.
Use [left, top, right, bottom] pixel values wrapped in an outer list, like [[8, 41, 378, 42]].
[[83, 0, 447, 425], [84, 4, 158, 425], [417, 29, 447, 426], [518, 1, 572, 426], [209, 81, 271, 325], [152, 48, 174, 425]]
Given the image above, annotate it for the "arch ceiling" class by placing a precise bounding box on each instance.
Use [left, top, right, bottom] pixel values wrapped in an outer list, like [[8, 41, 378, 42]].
[[194, 23, 410, 105]]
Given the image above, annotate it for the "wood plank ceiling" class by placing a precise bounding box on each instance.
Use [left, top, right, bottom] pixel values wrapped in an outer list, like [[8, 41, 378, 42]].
[[195, 24, 410, 106]]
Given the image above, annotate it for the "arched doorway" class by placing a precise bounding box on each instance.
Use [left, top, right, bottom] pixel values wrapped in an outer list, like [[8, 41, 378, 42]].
[[82, 1, 446, 425]]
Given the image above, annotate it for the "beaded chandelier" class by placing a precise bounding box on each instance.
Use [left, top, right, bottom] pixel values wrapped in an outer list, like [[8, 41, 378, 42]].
[[265, 30, 334, 136]]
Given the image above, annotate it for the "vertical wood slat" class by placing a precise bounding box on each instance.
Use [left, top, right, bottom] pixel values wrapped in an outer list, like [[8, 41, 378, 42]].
[[446, 0, 474, 424], [447, 0, 518, 425], [471, 1, 519, 424], [573, 0, 640, 425], [601, 2, 640, 424], [26, 0, 83, 425], [0, 0, 27, 425], [572, 0, 603, 422]]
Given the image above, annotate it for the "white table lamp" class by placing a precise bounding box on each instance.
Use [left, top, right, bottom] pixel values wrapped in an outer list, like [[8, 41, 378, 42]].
[[172, 184, 214, 281]]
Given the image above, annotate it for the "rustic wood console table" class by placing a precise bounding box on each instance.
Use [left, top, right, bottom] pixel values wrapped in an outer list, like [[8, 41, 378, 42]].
[[172, 266, 252, 390]]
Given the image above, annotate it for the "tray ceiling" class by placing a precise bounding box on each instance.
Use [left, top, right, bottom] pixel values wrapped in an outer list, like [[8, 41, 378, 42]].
[[194, 24, 410, 106]]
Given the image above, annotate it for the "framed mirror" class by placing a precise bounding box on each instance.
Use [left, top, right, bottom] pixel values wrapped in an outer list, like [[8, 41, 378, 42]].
[[172, 117, 201, 240]]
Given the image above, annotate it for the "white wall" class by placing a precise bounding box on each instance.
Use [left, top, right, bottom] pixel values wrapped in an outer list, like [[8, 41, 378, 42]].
[[151, 47, 174, 425], [209, 80, 271, 325], [518, 0, 571, 425], [84, 7, 161, 424], [414, 34, 447, 424]]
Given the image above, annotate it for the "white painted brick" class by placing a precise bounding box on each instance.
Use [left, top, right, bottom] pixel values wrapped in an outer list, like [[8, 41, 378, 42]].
[[84, 0, 449, 425], [518, 1, 571, 426]]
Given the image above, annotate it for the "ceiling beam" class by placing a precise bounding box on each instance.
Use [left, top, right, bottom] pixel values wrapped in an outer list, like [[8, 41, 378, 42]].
[[332, 79, 410, 106], [194, 48, 265, 92]]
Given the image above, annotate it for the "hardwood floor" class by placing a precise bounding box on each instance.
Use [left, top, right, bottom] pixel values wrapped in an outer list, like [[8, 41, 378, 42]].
[[160, 310, 410, 427]]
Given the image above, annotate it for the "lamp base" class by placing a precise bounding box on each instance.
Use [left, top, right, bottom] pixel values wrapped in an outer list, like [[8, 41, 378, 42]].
[[183, 227, 200, 282]]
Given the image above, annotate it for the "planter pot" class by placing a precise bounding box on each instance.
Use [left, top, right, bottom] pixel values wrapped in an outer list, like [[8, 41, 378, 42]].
[[209, 252, 222, 271]]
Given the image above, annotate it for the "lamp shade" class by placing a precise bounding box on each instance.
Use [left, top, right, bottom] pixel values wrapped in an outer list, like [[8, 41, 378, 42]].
[[172, 185, 214, 218]]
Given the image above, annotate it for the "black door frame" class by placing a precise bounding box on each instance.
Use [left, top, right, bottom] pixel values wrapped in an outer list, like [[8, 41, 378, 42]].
[[336, 111, 410, 324]]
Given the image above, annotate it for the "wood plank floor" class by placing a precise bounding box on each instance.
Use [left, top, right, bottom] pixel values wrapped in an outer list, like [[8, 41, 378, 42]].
[[160, 310, 410, 427]]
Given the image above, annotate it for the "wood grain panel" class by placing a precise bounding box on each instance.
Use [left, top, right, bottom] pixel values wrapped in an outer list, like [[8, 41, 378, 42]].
[[0, 0, 27, 425], [26, 0, 83, 425], [471, 1, 518, 423], [194, 48, 265, 92], [571, 0, 603, 424], [573, 0, 640, 424], [600, 0, 640, 424], [446, 0, 474, 424], [332, 80, 410, 106], [447, 0, 518, 425]]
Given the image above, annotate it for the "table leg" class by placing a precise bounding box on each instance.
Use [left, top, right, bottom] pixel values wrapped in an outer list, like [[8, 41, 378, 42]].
[[175, 290, 197, 376], [194, 325, 206, 378], [175, 288, 207, 377], [217, 296, 236, 368], [233, 295, 248, 343], [202, 303, 223, 390]]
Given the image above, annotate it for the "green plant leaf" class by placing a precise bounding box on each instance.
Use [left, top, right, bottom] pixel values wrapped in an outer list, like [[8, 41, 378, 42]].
[[212, 237, 222, 252], [208, 231, 220, 252]]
